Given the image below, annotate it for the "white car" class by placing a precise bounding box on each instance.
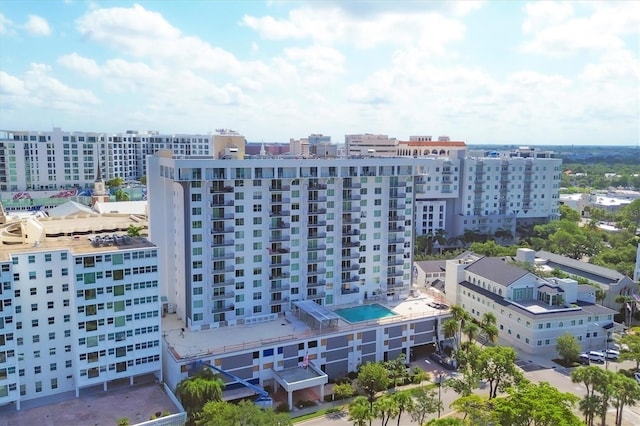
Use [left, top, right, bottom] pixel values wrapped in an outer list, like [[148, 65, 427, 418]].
[[588, 351, 606, 363], [604, 349, 620, 361]]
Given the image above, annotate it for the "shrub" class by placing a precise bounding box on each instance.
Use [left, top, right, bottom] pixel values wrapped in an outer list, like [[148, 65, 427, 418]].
[[347, 371, 358, 381], [275, 402, 290, 413], [116, 418, 130, 426], [296, 399, 317, 408]]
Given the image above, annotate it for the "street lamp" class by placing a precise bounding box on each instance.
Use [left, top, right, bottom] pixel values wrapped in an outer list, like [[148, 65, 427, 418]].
[[435, 371, 446, 418]]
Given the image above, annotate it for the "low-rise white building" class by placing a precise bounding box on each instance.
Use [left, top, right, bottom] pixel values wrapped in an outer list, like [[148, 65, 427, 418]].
[[444, 250, 618, 355]]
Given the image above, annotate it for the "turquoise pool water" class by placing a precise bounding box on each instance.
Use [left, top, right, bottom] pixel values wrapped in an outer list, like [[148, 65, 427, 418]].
[[334, 304, 397, 323]]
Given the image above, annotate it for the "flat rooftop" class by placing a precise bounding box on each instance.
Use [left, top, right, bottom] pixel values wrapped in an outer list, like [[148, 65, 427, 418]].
[[0, 376, 182, 426], [163, 290, 448, 361]]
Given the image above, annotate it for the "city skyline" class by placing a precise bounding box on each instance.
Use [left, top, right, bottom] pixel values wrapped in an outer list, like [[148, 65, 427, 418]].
[[0, 1, 638, 146]]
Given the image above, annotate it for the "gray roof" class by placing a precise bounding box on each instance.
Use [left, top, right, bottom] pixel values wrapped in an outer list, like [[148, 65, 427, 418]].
[[414, 260, 446, 273], [465, 256, 529, 286], [538, 284, 564, 294], [536, 250, 628, 282]]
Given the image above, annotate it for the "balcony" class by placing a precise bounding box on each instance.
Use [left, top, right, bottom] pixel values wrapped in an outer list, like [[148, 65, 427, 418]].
[[342, 205, 361, 213], [270, 220, 290, 230], [343, 182, 361, 189], [308, 196, 328, 203], [308, 183, 327, 190], [211, 199, 234, 207], [341, 286, 360, 295], [388, 203, 405, 210], [387, 248, 404, 255], [307, 280, 326, 288], [387, 269, 404, 277], [388, 215, 405, 222], [270, 247, 290, 254], [307, 244, 327, 251], [270, 233, 291, 242], [308, 291, 326, 299], [342, 240, 360, 248], [387, 259, 404, 266], [211, 239, 234, 247], [211, 213, 234, 220], [388, 226, 405, 233], [342, 251, 360, 259], [389, 192, 406, 199], [341, 263, 360, 271], [308, 220, 327, 227], [342, 229, 360, 236], [390, 181, 407, 187], [211, 226, 234, 233], [269, 272, 290, 280], [212, 265, 234, 273], [387, 237, 405, 244], [270, 210, 291, 217], [269, 185, 291, 191], [212, 291, 234, 301], [307, 268, 327, 276], [307, 255, 327, 263], [211, 252, 234, 261], [343, 193, 361, 201], [269, 259, 291, 268], [269, 297, 290, 306], [211, 186, 234, 193], [308, 208, 327, 215], [307, 231, 327, 239], [212, 304, 234, 313], [270, 284, 291, 292], [342, 216, 360, 224], [271, 197, 291, 205], [341, 275, 359, 284]]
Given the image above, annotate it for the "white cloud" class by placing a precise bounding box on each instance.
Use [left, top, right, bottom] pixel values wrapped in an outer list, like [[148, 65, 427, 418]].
[[0, 64, 100, 114], [25, 15, 52, 36], [0, 13, 15, 35], [242, 5, 466, 50], [521, 1, 640, 56]]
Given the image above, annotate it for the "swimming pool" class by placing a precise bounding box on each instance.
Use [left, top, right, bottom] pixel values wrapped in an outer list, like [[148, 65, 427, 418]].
[[334, 303, 397, 323]]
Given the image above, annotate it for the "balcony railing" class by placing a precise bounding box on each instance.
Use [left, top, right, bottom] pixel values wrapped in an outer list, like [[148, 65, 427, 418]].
[[211, 239, 234, 247], [307, 268, 327, 276], [270, 210, 291, 217], [307, 280, 326, 288], [269, 185, 291, 191], [212, 226, 234, 233], [270, 284, 291, 292], [341, 275, 359, 283], [212, 292, 234, 301], [269, 297, 290, 306], [307, 244, 327, 251], [341, 286, 360, 295]]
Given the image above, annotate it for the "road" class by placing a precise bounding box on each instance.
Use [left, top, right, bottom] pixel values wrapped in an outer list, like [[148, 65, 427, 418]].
[[297, 357, 640, 426]]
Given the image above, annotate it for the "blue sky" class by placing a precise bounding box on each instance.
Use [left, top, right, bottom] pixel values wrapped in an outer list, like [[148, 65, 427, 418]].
[[0, 1, 638, 145]]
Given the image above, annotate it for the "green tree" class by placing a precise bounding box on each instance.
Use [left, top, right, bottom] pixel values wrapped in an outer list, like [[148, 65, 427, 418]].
[[450, 394, 492, 425], [175, 368, 225, 424], [357, 361, 389, 424], [556, 333, 581, 365], [391, 390, 413, 426], [442, 318, 460, 351], [461, 322, 480, 354], [385, 353, 409, 389], [425, 419, 466, 426], [333, 382, 355, 400], [348, 396, 374, 426], [107, 176, 124, 187], [571, 366, 609, 426], [492, 381, 581, 426], [115, 188, 130, 201], [611, 374, 640, 426], [409, 386, 441, 425], [197, 400, 291, 426], [619, 334, 640, 369], [372, 394, 397, 426], [476, 346, 523, 399], [560, 204, 581, 222], [479, 312, 498, 345], [126, 225, 142, 237], [139, 175, 147, 185]]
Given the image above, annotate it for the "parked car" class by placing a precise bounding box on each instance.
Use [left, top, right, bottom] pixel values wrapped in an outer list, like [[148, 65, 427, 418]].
[[604, 349, 619, 361], [588, 351, 606, 363], [578, 353, 590, 365], [634, 372, 640, 384], [429, 352, 458, 370]]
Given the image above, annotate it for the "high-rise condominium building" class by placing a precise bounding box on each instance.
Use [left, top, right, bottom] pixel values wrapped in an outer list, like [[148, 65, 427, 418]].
[[0, 207, 161, 410], [148, 153, 418, 331], [0, 128, 245, 193]]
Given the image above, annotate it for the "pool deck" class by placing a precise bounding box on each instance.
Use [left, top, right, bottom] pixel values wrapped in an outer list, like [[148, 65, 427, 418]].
[[163, 289, 448, 361]]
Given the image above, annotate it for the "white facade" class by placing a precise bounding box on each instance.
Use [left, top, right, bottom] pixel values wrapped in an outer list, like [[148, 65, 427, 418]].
[[0, 217, 162, 410], [148, 154, 418, 331], [443, 253, 617, 355], [0, 128, 235, 193], [344, 134, 398, 157]]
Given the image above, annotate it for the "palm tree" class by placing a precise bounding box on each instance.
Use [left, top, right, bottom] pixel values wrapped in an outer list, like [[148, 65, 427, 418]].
[[450, 305, 469, 349], [479, 312, 498, 344], [373, 395, 397, 426], [349, 396, 374, 426], [443, 319, 460, 351], [175, 368, 225, 423], [127, 225, 142, 237], [433, 229, 448, 253], [392, 391, 414, 426], [462, 322, 480, 353], [611, 374, 640, 426]]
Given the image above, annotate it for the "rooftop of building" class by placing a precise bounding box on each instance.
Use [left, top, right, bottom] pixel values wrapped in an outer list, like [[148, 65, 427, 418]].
[[414, 260, 447, 274], [464, 256, 530, 286], [162, 289, 448, 361], [536, 250, 629, 282]]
